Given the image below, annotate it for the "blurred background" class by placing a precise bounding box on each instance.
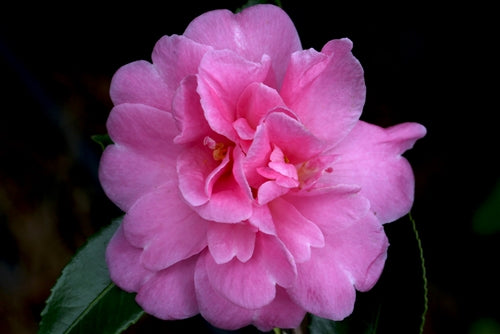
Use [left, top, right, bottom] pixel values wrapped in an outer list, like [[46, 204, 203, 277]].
[[0, 1, 497, 333]]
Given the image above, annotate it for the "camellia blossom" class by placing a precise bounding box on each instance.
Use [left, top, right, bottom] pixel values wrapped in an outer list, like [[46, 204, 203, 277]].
[[99, 4, 426, 331]]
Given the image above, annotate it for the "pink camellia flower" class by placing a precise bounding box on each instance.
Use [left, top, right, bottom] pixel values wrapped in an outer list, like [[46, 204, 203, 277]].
[[99, 4, 426, 331]]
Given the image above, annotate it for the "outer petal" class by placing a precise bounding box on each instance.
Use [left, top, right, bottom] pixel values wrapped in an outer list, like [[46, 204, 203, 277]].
[[205, 233, 296, 309], [288, 245, 357, 320], [136, 256, 199, 320], [122, 186, 208, 271], [105, 224, 153, 292], [286, 187, 388, 291], [194, 252, 253, 330], [99, 146, 171, 212], [253, 287, 306, 331], [183, 4, 302, 85], [106, 103, 181, 157], [329, 121, 427, 223], [98, 104, 180, 211], [109, 60, 171, 111], [151, 35, 211, 107], [281, 38, 365, 146]]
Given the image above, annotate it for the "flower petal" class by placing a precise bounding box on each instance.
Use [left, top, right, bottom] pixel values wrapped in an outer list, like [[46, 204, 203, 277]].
[[106, 103, 181, 157], [269, 198, 325, 263], [172, 75, 212, 144], [265, 111, 324, 163], [122, 186, 208, 271], [109, 60, 171, 111], [207, 222, 257, 264], [152, 34, 211, 106], [183, 4, 302, 85], [105, 224, 153, 292], [98, 146, 172, 212], [205, 233, 296, 309], [253, 287, 306, 331], [194, 252, 253, 330], [281, 38, 365, 146], [136, 256, 198, 320], [197, 49, 271, 140], [330, 121, 427, 222], [236, 82, 285, 129], [286, 187, 388, 291]]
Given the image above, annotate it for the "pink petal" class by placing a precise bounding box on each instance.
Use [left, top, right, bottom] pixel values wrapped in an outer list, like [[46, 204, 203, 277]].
[[105, 224, 153, 292], [98, 146, 172, 211], [106, 103, 181, 157], [280, 38, 365, 146], [183, 4, 302, 85], [269, 198, 325, 263], [236, 82, 285, 129], [265, 111, 324, 163], [172, 75, 212, 144], [136, 256, 199, 320], [197, 49, 271, 140], [330, 121, 427, 223], [194, 252, 253, 330], [242, 124, 272, 188], [288, 246, 357, 320], [286, 187, 388, 290], [253, 287, 306, 331], [195, 171, 253, 223], [205, 233, 296, 309], [122, 186, 208, 271], [207, 222, 257, 264], [176, 144, 219, 207], [257, 180, 290, 205], [248, 203, 276, 235], [151, 35, 211, 106], [109, 60, 171, 111]]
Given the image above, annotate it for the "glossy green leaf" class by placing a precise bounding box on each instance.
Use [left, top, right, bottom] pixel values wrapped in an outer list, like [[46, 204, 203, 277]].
[[92, 134, 114, 151], [38, 218, 144, 334], [309, 214, 428, 334]]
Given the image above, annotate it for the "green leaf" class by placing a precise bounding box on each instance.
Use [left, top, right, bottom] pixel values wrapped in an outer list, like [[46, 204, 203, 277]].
[[38, 218, 144, 334], [309, 213, 428, 334], [91, 134, 114, 151]]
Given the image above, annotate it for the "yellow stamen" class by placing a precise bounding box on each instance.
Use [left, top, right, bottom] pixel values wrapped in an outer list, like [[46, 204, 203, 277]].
[[212, 142, 228, 161]]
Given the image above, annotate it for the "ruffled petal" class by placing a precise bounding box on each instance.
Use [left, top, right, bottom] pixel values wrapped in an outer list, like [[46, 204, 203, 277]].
[[194, 252, 253, 330], [286, 187, 388, 291], [288, 245, 357, 320], [151, 34, 211, 106], [205, 233, 296, 309], [98, 146, 172, 212], [109, 60, 171, 111], [122, 186, 208, 271], [265, 111, 324, 163], [106, 103, 181, 157], [281, 38, 365, 146], [183, 4, 302, 85], [136, 256, 199, 320], [269, 198, 325, 263], [105, 224, 153, 292], [197, 49, 271, 140], [253, 287, 306, 331], [329, 121, 427, 223], [236, 82, 285, 129], [172, 75, 212, 144], [207, 221, 257, 264]]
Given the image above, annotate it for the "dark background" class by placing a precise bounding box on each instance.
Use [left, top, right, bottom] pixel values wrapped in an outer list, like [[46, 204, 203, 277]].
[[1, 1, 498, 333]]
